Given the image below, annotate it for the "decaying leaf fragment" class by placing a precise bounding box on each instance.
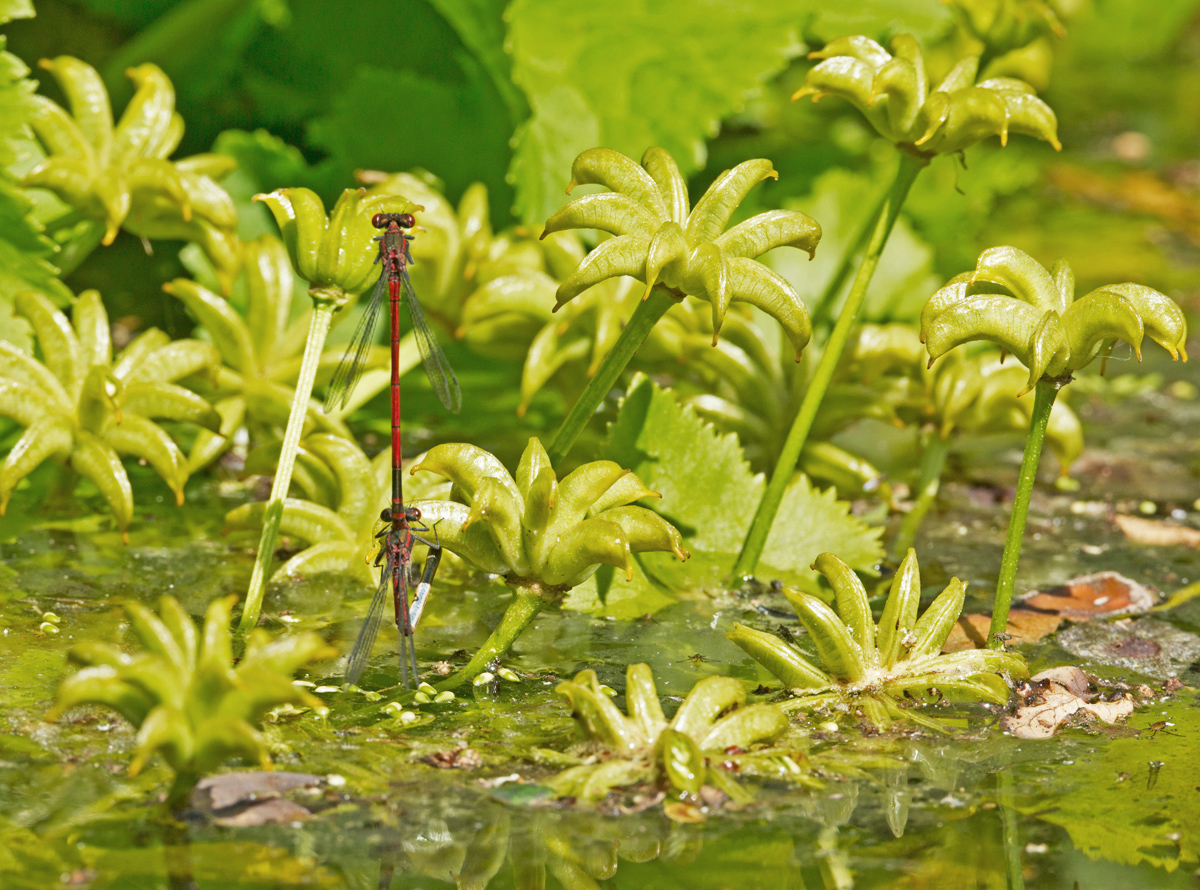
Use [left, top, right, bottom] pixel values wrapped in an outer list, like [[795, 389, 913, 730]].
[[1115, 514, 1200, 549], [1003, 667, 1134, 739]]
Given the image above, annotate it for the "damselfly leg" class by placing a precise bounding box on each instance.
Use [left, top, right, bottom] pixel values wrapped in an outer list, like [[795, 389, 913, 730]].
[[343, 507, 444, 689]]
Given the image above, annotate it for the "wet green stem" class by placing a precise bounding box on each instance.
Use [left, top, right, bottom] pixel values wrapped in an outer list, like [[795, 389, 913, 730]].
[[548, 287, 675, 465], [165, 769, 200, 814], [889, 430, 950, 561], [998, 764, 1025, 890], [434, 588, 549, 691], [989, 378, 1060, 649], [733, 151, 926, 578], [238, 297, 336, 634]]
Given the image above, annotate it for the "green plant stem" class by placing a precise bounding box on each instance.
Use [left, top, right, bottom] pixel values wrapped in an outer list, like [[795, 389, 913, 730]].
[[889, 430, 951, 561], [733, 151, 926, 579], [237, 299, 336, 634], [988, 378, 1060, 649], [548, 287, 675, 465], [165, 769, 200, 814], [998, 765, 1025, 890], [808, 175, 895, 333], [435, 588, 549, 691], [161, 814, 197, 890]]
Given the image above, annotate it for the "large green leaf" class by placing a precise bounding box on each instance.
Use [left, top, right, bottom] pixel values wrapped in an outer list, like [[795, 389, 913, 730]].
[[428, 0, 528, 123], [603, 374, 882, 591], [505, 0, 954, 225], [506, 0, 804, 224]]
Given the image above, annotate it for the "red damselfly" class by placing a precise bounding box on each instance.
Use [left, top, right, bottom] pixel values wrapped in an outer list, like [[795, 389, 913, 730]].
[[343, 507, 443, 689], [326, 212, 461, 688]]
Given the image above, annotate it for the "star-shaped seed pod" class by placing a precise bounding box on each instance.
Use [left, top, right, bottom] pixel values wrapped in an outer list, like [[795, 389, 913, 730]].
[[254, 187, 423, 305], [0, 290, 220, 541], [551, 664, 787, 805], [541, 147, 820, 359], [48, 595, 334, 809], [23, 57, 239, 285], [921, 246, 1188, 391], [727, 549, 1028, 730], [407, 438, 688, 687], [792, 34, 1060, 157], [359, 173, 586, 329], [163, 234, 369, 473]]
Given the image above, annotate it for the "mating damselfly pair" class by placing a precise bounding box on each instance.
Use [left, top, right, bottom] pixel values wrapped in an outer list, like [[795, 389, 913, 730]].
[[325, 212, 461, 689]]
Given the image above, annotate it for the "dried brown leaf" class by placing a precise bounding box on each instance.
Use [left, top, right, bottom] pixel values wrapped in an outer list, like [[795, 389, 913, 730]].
[[1003, 670, 1135, 739], [1115, 514, 1200, 548]]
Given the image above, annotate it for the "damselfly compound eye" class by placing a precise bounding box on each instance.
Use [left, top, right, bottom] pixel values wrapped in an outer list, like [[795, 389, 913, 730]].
[[371, 213, 389, 229]]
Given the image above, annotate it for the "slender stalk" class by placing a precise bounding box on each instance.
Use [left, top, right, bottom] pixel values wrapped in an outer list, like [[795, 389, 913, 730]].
[[808, 176, 895, 333], [889, 430, 950, 561], [733, 151, 926, 578], [161, 814, 197, 890], [988, 379, 1059, 648], [998, 764, 1025, 890], [434, 588, 549, 691], [238, 298, 337, 633], [548, 287, 675, 465]]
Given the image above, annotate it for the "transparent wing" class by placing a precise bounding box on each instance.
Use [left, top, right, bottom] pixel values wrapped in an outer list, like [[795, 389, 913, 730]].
[[343, 550, 393, 688], [323, 270, 387, 413], [400, 266, 462, 413]]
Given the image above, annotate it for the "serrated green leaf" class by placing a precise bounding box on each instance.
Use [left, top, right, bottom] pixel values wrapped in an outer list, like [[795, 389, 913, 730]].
[[603, 374, 882, 590], [507, 0, 803, 223]]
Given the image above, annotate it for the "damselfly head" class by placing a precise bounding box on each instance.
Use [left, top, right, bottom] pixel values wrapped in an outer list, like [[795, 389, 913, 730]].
[[372, 212, 416, 230]]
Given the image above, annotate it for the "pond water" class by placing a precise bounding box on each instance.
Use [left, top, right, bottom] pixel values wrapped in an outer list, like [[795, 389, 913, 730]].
[[3, 372, 1200, 890]]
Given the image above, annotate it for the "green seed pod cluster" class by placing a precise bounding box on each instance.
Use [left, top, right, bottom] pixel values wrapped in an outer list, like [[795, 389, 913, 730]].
[[24, 57, 239, 284], [542, 147, 821, 359], [361, 173, 586, 328], [793, 34, 1060, 156], [552, 664, 787, 802], [926, 348, 1083, 475], [253, 187, 421, 304], [0, 291, 221, 540], [921, 246, 1189, 391], [727, 549, 1028, 729], [226, 432, 384, 584], [164, 234, 361, 473], [408, 437, 688, 593], [48, 595, 334, 788], [847, 324, 1083, 475]]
